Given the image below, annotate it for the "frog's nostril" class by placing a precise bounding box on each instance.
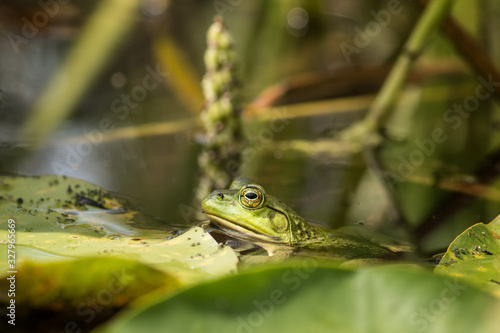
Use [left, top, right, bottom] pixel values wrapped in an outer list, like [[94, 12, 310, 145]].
[[217, 193, 224, 199]]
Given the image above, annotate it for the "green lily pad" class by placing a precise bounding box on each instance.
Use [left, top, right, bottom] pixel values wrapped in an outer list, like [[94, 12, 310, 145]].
[[96, 263, 500, 333], [0, 175, 238, 285], [435, 215, 500, 297]]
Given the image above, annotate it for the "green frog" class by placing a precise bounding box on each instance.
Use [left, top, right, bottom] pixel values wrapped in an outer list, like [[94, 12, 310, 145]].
[[201, 177, 410, 261]]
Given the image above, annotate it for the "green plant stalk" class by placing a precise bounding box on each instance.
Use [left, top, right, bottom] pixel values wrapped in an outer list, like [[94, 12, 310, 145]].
[[196, 17, 241, 209], [20, 0, 142, 143], [339, 0, 455, 239], [364, 0, 455, 133]]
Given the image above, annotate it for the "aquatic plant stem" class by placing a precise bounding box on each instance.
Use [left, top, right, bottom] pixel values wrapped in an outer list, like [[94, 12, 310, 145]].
[[424, 0, 500, 101], [353, 0, 454, 239], [364, 0, 454, 134]]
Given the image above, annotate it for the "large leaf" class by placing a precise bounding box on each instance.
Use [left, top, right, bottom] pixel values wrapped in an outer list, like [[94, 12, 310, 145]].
[[435, 215, 500, 297], [0, 175, 238, 285], [96, 263, 500, 333]]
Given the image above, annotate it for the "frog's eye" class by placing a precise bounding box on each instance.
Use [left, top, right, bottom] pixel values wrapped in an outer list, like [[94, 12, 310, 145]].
[[239, 186, 264, 209]]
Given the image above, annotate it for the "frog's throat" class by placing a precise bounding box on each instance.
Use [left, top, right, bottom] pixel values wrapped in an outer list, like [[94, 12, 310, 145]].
[[206, 214, 283, 244]]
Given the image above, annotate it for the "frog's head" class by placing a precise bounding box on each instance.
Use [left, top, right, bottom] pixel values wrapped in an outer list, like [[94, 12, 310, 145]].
[[201, 177, 323, 253]]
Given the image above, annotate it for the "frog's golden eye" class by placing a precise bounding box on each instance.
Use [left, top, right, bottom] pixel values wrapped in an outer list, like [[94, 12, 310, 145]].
[[239, 186, 264, 209]]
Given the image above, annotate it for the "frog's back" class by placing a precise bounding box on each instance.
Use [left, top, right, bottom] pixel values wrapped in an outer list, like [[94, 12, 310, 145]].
[[297, 227, 404, 260]]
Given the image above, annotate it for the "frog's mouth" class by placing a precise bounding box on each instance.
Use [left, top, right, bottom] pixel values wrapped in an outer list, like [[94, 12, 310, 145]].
[[206, 214, 282, 244]]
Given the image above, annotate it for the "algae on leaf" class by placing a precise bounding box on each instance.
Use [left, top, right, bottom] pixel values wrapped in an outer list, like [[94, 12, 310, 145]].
[[435, 215, 500, 297]]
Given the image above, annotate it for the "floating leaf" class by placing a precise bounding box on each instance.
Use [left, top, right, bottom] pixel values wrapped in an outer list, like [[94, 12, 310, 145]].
[[96, 263, 500, 333], [0, 175, 238, 285], [435, 215, 500, 297], [0, 175, 238, 332]]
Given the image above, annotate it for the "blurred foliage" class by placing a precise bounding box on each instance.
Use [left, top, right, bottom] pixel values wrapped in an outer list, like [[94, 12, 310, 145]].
[[98, 264, 500, 333]]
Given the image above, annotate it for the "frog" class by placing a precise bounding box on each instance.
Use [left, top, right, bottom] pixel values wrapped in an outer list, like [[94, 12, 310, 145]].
[[201, 177, 410, 261]]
